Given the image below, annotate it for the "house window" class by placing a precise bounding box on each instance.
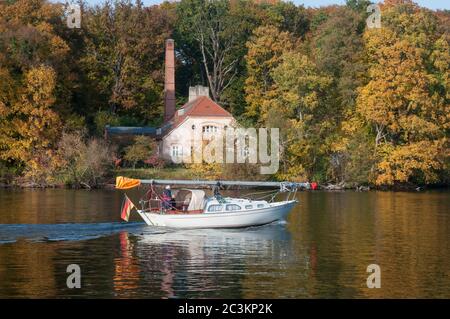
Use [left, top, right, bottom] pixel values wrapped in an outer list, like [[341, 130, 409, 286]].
[[171, 145, 182, 157], [226, 204, 241, 211], [202, 125, 218, 133]]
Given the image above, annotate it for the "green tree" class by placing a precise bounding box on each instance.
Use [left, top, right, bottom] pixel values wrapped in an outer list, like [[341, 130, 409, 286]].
[[269, 52, 333, 181], [310, 6, 369, 183], [124, 135, 156, 169], [244, 25, 293, 123]]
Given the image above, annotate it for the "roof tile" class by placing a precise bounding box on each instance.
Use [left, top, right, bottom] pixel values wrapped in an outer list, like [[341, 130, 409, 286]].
[[166, 96, 233, 135]]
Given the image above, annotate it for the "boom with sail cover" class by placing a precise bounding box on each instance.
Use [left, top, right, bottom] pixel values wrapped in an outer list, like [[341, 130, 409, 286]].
[[115, 176, 310, 191]]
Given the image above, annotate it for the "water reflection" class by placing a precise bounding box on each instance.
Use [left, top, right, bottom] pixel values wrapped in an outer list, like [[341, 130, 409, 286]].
[[131, 223, 293, 298], [0, 189, 123, 224], [113, 232, 140, 298], [0, 189, 449, 298]]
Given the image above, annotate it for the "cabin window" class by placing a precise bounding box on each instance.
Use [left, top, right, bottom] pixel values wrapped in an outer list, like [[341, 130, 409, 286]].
[[171, 145, 182, 157], [208, 205, 223, 212], [202, 125, 218, 133], [226, 204, 241, 211], [257, 204, 265, 208], [245, 205, 253, 209]]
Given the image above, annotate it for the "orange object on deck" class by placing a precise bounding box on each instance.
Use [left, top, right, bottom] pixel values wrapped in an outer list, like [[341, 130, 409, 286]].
[[115, 176, 141, 190]]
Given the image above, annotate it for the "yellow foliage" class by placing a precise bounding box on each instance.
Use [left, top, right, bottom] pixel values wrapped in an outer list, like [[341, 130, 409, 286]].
[[356, 4, 449, 185], [187, 163, 223, 180], [244, 25, 293, 120], [0, 65, 60, 163], [375, 140, 446, 185]]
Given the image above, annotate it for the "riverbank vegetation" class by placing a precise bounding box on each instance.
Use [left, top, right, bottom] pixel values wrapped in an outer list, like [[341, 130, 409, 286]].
[[0, 0, 448, 189]]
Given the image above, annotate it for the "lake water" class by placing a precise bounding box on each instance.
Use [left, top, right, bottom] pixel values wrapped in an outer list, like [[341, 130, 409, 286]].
[[0, 188, 449, 298]]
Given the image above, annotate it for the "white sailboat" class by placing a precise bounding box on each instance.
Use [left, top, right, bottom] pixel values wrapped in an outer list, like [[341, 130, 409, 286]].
[[116, 177, 309, 229]]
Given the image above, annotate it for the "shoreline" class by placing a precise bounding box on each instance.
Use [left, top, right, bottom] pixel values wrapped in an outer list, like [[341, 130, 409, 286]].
[[1, 181, 448, 192]]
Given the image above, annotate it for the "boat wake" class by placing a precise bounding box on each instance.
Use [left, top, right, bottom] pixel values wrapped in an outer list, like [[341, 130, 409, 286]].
[[0, 220, 288, 245], [0, 222, 146, 244]]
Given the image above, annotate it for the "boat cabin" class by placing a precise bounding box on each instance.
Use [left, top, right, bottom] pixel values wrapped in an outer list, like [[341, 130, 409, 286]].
[[146, 188, 270, 215], [204, 198, 270, 214], [147, 188, 206, 214]]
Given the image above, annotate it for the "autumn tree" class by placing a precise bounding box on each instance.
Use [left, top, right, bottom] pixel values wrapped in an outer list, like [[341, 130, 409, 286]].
[[0, 0, 71, 183], [0, 0, 447, 187], [80, 0, 175, 124], [310, 5, 370, 183], [244, 25, 293, 123], [356, 2, 449, 185], [268, 52, 333, 181], [175, 0, 262, 104], [265, 1, 310, 39]]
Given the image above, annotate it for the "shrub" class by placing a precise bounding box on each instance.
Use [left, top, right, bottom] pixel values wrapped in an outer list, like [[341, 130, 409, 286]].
[[123, 136, 156, 169], [22, 150, 63, 187], [56, 132, 116, 187], [143, 154, 166, 169]]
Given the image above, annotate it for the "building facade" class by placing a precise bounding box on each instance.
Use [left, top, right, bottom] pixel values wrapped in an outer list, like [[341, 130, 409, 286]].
[[160, 86, 235, 162]]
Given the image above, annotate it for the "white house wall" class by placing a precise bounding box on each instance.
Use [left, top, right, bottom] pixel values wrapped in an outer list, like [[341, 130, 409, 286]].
[[162, 116, 234, 163]]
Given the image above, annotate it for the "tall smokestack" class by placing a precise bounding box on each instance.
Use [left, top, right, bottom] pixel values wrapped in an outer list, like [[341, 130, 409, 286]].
[[164, 39, 176, 122]]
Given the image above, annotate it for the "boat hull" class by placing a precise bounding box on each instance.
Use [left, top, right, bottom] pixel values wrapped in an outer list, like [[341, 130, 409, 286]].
[[137, 200, 297, 229]]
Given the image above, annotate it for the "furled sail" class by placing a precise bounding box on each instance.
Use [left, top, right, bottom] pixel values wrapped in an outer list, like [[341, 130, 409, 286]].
[[115, 176, 141, 189]]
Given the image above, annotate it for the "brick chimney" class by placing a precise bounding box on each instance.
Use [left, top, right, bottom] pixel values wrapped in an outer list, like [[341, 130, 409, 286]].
[[164, 39, 176, 122]]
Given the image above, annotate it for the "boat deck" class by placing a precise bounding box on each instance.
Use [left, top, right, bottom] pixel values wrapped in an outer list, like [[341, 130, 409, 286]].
[[145, 208, 204, 215]]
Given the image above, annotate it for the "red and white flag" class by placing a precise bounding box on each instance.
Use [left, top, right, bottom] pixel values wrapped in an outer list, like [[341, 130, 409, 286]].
[[121, 194, 135, 222]]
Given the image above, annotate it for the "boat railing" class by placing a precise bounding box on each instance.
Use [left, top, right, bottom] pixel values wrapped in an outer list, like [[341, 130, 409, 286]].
[[144, 198, 191, 213]]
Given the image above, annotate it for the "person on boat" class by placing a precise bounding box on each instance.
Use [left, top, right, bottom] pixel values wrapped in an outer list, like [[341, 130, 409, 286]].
[[170, 195, 176, 210], [213, 182, 224, 202], [162, 185, 172, 209]]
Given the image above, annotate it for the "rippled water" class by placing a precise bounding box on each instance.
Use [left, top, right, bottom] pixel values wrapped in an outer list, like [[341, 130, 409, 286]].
[[0, 188, 449, 298]]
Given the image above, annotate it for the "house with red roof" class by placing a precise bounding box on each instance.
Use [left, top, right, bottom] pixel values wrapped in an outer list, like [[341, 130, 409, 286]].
[[160, 85, 235, 162], [105, 39, 236, 164], [159, 39, 235, 162]]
